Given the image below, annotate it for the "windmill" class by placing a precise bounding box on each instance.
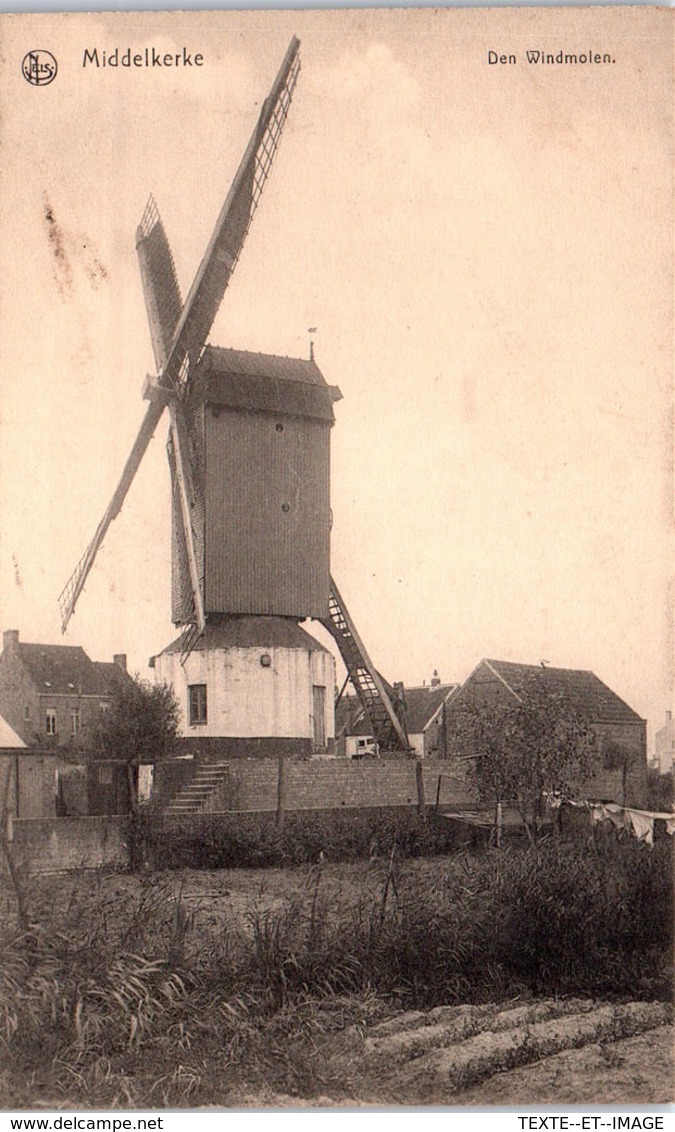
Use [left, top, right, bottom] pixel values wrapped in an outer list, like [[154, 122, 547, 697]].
[[58, 37, 410, 755]]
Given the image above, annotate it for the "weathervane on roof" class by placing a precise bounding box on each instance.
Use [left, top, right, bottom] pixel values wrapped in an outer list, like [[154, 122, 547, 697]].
[[56, 38, 411, 754]]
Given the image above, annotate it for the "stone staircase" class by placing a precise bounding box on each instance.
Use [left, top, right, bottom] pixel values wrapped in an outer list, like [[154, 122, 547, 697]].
[[164, 763, 230, 815]]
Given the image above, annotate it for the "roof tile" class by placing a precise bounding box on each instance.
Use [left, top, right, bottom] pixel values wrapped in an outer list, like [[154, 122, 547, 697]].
[[483, 659, 643, 723], [16, 643, 129, 698]]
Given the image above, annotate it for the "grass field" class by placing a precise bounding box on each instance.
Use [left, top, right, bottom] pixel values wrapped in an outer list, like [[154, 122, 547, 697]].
[[1, 836, 672, 1107]]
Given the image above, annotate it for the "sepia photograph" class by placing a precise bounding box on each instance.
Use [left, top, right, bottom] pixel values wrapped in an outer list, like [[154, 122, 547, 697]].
[[0, 5, 672, 1110]]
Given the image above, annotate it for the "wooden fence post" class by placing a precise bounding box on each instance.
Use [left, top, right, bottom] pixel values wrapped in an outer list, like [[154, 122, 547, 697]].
[[415, 759, 426, 817], [495, 800, 503, 848], [276, 754, 286, 828]]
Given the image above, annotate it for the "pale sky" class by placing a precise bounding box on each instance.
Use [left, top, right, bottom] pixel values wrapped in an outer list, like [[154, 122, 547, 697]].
[[0, 8, 672, 746]]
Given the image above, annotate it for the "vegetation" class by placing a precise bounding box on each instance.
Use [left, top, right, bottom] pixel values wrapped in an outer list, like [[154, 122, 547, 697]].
[[79, 676, 179, 817], [1, 836, 671, 1107], [139, 808, 480, 870], [451, 671, 599, 840], [646, 768, 673, 812]]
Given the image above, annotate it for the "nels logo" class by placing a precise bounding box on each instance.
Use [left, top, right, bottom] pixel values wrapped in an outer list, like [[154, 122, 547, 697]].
[[22, 50, 58, 86]]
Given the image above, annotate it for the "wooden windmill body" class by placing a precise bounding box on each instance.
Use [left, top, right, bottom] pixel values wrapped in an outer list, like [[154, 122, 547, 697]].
[[169, 346, 340, 626], [59, 39, 410, 757]]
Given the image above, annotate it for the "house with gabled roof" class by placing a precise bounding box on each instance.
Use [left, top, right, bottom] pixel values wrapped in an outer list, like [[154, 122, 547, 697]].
[[443, 658, 647, 806], [0, 629, 131, 749], [0, 630, 136, 817], [336, 673, 459, 758]]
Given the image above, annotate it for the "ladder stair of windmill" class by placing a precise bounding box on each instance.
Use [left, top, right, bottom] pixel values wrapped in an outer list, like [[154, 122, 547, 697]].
[[58, 37, 410, 755]]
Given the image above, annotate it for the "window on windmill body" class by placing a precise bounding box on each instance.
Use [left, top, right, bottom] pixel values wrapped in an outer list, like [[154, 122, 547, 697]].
[[46, 710, 57, 735], [71, 708, 81, 736], [189, 684, 207, 725]]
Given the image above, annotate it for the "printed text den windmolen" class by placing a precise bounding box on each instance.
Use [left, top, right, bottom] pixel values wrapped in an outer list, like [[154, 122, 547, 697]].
[[83, 47, 204, 68], [488, 49, 615, 65]]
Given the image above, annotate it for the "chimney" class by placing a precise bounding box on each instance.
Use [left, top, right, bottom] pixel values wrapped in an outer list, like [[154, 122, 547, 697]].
[[113, 653, 127, 671], [3, 629, 19, 652], [431, 669, 441, 688]]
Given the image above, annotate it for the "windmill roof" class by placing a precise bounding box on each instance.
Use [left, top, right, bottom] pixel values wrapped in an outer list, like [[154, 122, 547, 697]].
[[160, 616, 330, 656], [480, 659, 643, 724], [204, 347, 331, 387], [11, 642, 130, 698], [197, 347, 342, 423]]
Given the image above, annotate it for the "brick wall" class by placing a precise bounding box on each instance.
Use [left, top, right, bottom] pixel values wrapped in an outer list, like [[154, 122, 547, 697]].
[[0, 648, 40, 745], [583, 764, 630, 803], [201, 757, 474, 813], [594, 720, 647, 807], [152, 751, 632, 816], [6, 817, 127, 874]]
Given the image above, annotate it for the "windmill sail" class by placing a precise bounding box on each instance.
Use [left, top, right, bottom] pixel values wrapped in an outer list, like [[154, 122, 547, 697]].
[[166, 410, 207, 660], [136, 195, 183, 372], [167, 400, 206, 634], [58, 398, 166, 631], [137, 199, 206, 648], [167, 431, 193, 615], [162, 35, 301, 393], [321, 577, 411, 752], [58, 36, 301, 633]]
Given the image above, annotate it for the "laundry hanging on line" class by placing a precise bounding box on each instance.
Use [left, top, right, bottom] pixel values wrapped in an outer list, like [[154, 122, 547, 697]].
[[588, 802, 675, 846], [544, 792, 675, 846]]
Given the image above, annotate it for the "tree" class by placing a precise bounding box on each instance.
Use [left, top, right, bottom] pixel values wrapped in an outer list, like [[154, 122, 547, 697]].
[[452, 670, 599, 841], [79, 676, 179, 815]]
